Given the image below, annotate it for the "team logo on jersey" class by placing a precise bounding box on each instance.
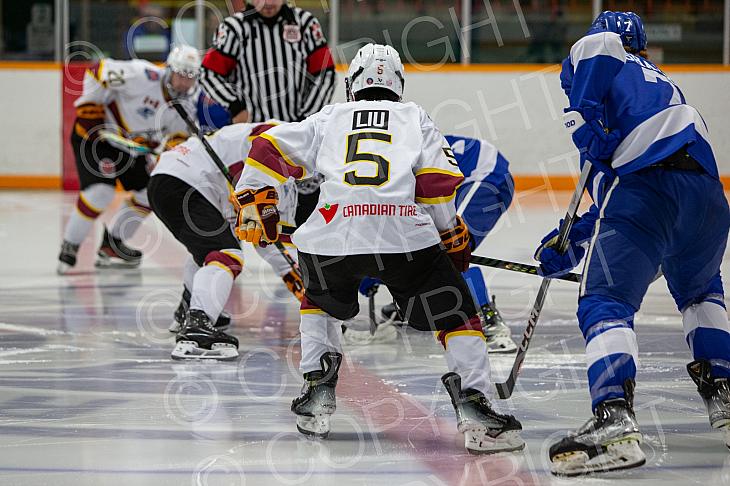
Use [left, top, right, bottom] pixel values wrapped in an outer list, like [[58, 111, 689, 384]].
[[310, 21, 324, 42], [137, 107, 156, 119], [144, 69, 160, 81], [352, 110, 389, 130], [98, 158, 117, 177], [318, 203, 338, 224], [366, 78, 374, 85], [283, 24, 302, 43], [215, 25, 228, 47]]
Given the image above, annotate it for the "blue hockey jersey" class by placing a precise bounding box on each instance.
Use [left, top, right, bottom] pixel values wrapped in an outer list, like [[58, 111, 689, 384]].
[[562, 31, 717, 178], [445, 135, 513, 246], [445, 135, 510, 193]]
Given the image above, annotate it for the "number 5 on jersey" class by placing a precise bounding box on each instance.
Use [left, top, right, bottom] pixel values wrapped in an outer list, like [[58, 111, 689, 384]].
[[344, 132, 392, 186]]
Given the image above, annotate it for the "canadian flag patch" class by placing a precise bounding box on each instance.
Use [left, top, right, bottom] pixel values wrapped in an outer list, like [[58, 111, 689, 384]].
[[318, 203, 338, 224]]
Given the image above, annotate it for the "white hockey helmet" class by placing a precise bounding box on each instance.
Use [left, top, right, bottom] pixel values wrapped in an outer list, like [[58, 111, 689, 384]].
[[166, 44, 201, 78], [165, 44, 201, 99], [345, 43, 405, 102]]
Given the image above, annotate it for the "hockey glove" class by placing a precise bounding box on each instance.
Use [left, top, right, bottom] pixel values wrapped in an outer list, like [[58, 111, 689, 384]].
[[564, 103, 621, 163], [534, 213, 596, 277], [440, 216, 472, 272], [282, 269, 305, 302], [234, 186, 280, 246], [359, 277, 381, 297]]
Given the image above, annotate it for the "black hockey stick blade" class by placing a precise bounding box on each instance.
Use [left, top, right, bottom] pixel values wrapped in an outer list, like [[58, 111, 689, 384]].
[[470, 255, 581, 283], [495, 161, 593, 399]]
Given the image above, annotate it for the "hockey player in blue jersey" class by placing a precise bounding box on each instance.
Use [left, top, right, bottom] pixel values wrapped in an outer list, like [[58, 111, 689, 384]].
[[354, 135, 516, 353], [536, 11, 730, 476]]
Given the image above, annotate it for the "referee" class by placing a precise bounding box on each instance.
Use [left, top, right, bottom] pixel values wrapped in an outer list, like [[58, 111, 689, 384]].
[[200, 0, 335, 124]]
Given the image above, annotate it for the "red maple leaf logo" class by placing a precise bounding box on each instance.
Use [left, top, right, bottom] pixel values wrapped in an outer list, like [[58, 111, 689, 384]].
[[318, 203, 338, 224]]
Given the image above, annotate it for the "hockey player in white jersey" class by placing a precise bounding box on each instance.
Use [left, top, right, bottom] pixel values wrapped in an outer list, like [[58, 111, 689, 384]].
[[354, 135, 517, 352], [536, 12, 730, 476], [149, 122, 303, 360], [57, 45, 201, 274], [233, 44, 524, 453]]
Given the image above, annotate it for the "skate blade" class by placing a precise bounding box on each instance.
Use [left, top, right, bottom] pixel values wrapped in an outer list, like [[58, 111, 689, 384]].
[[463, 428, 525, 454], [296, 414, 331, 439], [486, 336, 518, 354], [56, 261, 73, 275], [171, 341, 238, 361], [551, 435, 645, 477], [95, 253, 141, 268], [343, 324, 398, 345]]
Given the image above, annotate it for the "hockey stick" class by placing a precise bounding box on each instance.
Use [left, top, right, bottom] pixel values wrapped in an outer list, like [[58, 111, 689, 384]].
[[470, 255, 581, 283], [495, 161, 592, 399], [171, 101, 301, 277], [367, 287, 378, 335]]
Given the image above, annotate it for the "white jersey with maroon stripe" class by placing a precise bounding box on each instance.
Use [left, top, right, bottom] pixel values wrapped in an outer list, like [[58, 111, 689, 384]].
[[236, 100, 463, 256], [74, 58, 195, 148], [152, 123, 296, 225]]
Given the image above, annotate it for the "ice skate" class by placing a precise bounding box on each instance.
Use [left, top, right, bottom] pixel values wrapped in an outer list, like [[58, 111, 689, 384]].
[[481, 297, 516, 354], [550, 380, 645, 476], [168, 287, 231, 333], [95, 227, 142, 268], [442, 372, 524, 454], [171, 309, 239, 361], [291, 352, 342, 438], [57, 240, 80, 275], [687, 359, 730, 448]]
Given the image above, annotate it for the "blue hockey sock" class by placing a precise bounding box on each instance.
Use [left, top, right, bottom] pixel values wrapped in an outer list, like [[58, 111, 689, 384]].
[[463, 266, 491, 307]]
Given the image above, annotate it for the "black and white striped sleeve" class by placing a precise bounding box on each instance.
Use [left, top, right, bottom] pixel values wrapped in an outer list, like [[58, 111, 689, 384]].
[[200, 18, 245, 112], [298, 16, 336, 118]]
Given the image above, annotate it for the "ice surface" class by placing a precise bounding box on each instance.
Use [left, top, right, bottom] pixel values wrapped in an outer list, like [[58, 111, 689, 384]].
[[0, 190, 729, 485]]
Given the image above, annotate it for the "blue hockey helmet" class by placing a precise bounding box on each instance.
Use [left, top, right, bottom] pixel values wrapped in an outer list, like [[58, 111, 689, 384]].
[[589, 11, 647, 53]]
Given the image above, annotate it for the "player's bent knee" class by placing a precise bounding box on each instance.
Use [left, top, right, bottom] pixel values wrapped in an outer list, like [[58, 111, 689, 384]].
[[77, 183, 116, 219], [204, 250, 244, 279], [577, 295, 637, 340]]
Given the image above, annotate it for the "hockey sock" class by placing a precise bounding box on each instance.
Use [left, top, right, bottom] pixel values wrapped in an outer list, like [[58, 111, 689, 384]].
[[109, 190, 151, 241], [255, 242, 298, 276], [463, 266, 491, 307], [299, 296, 344, 374], [63, 183, 116, 245], [189, 250, 243, 322], [683, 297, 730, 379], [437, 316, 491, 396], [183, 255, 200, 292], [578, 295, 639, 409]]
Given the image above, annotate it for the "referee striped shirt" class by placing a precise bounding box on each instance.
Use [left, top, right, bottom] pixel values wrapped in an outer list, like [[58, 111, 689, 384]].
[[200, 4, 335, 123]]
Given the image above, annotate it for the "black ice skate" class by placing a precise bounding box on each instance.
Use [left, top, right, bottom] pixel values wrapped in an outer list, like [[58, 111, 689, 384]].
[[95, 227, 142, 268], [442, 372, 524, 454], [168, 287, 231, 333], [687, 359, 730, 448], [549, 380, 645, 476], [291, 352, 342, 438], [381, 301, 405, 326], [171, 309, 239, 361], [57, 240, 79, 275], [481, 296, 517, 354]]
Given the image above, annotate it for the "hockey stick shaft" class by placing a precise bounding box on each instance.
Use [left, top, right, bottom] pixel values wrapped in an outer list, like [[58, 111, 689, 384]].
[[171, 102, 301, 277], [469, 255, 581, 283], [495, 161, 592, 399]]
